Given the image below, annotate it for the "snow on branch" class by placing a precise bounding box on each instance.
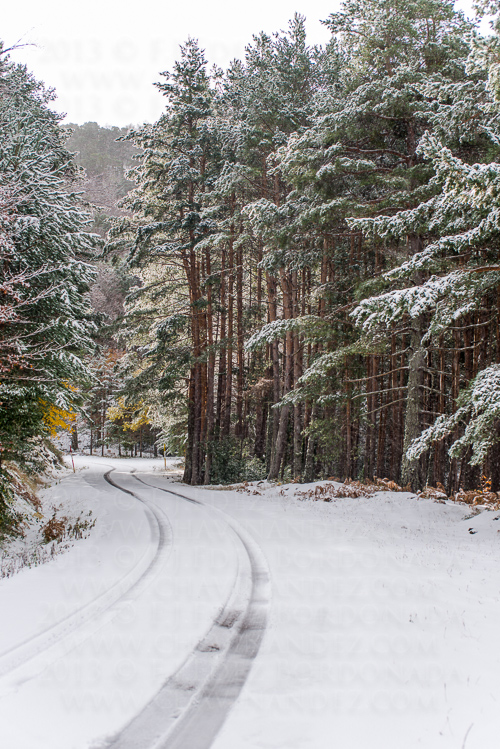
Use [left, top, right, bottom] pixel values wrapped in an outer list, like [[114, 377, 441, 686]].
[[407, 364, 500, 466], [352, 270, 500, 335], [298, 339, 384, 385], [245, 315, 326, 351]]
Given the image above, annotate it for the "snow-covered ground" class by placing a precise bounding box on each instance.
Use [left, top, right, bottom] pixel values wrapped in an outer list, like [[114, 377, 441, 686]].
[[1, 456, 499, 748]]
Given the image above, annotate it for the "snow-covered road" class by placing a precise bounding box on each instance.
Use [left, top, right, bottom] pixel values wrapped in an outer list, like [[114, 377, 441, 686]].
[[1, 457, 500, 749]]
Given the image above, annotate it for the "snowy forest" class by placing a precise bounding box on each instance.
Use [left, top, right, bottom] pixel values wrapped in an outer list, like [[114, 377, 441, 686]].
[[3, 0, 500, 531]]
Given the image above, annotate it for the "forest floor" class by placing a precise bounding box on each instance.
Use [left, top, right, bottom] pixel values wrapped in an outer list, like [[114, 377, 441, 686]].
[[0, 456, 499, 749]]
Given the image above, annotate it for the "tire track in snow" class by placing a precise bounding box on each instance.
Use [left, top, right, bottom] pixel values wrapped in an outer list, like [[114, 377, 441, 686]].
[[105, 473, 270, 749], [0, 467, 172, 688]]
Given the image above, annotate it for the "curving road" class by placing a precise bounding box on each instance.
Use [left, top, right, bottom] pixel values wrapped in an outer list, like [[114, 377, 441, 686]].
[[0, 467, 172, 690], [0, 460, 270, 749], [105, 469, 270, 749]]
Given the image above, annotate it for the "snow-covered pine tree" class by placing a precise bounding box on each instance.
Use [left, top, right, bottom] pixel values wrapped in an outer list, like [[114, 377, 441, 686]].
[[116, 23, 324, 484], [0, 44, 98, 516], [224, 15, 330, 479], [350, 1, 500, 489], [113, 39, 220, 484], [256, 0, 472, 486], [110, 7, 500, 491]]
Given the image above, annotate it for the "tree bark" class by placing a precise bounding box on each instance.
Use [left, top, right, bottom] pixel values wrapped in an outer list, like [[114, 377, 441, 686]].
[[223, 224, 234, 438], [401, 329, 426, 490], [268, 269, 293, 480]]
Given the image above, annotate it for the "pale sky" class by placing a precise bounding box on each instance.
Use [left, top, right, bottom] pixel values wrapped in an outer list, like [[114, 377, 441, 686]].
[[3, 0, 478, 127]]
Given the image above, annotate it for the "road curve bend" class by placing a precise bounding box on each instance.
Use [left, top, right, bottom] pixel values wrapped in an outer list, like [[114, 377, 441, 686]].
[[105, 471, 271, 749]]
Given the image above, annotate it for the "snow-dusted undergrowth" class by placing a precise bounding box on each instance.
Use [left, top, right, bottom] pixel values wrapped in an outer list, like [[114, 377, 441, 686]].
[[0, 463, 96, 579]]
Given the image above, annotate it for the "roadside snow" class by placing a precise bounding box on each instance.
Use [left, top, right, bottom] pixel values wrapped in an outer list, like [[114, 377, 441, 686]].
[[191, 480, 500, 749], [0, 458, 238, 748], [0, 463, 97, 579], [0, 459, 499, 749]]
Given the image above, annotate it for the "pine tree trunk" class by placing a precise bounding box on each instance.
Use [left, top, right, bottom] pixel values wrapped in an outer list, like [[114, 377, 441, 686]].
[[266, 272, 280, 465], [223, 230, 234, 438], [434, 337, 446, 486], [304, 405, 317, 482], [268, 269, 293, 480], [268, 403, 290, 480], [293, 404, 302, 479], [254, 378, 269, 460], [236, 241, 244, 437], [345, 399, 352, 480], [389, 332, 398, 481], [365, 355, 377, 480], [401, 327, 426, 490], [292, 273, 303, 477], [216, 247, 227, 436], [377, 379, 387, 479], [447, 326, 461, 494], [204, 248, 215, 485], [183, 372, 195, 483], [401, 235, 426, 490]]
